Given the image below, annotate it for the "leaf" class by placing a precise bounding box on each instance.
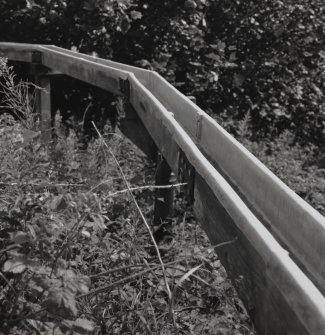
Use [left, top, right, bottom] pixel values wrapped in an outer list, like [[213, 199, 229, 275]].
[[73, 318, 94, 334], [45, 286, 78, 319], [91, 214, 106, 231], [311, 83, 323, 98], [175, 264, 202, 289], [3, 253, 37, 273], [49, 195, 67, 211], [130, 10, 142, 20], [75, 275, 91, 295], [273, 24, 284, 37], [9, 231, 30, 244], [229, 52, 237, 61], [209, 71, 219, 83], [205, 53, 220, 63], [25, 0, 35, 9], [170, 265, 202, 311], [166, 265, 186, 278], [3, 258, 26, 273], [217, 40, 226, 52], [21, 129, 40, 145], [234, 73, 245, 88], [81, 230, 91, 238], [44, 325, 63, 335], [273, 108, 286, 117], [184, 0, 197, 9]]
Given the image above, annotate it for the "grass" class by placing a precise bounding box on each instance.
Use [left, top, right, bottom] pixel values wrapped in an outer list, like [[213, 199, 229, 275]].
[[0, 58, 255, 334], [235, 115, 325, 216]]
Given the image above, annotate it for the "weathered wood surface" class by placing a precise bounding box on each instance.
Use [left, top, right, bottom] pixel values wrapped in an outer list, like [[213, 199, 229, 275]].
[[42, 45, 153, 88], [153, 155, 174, 226], [119, 102, 157, 161], [148, 71, 325, 295], [1, 42, 325, 334], [41, 47, 129, 96], [128, 73, 325, 334], [195, 175, 312, 335], [0, 42, 36, 62], [0, 43, 127, 95]]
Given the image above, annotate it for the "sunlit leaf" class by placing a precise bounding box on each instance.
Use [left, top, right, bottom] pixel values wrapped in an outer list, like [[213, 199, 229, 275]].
[[130, 10, 142, 20], [9, 231, 30, 244], [3, 258, 26, 273], [73, 318, 95, 334], [44, 286, 78, 318], [3, 253, 37, 273]]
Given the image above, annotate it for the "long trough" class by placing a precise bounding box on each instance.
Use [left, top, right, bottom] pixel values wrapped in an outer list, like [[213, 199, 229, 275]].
[[0, 42, 325, 334]]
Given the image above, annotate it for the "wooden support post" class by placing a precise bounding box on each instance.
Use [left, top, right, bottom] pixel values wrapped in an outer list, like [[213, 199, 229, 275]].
[[120, 102, 157, 161], [35, 74, 52, 144], [153, 154, 175, 226]]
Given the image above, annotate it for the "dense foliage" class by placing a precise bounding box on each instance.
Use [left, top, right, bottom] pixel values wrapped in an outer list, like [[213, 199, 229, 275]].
[[0, 0, 324, 145], [0, 59, 254, 334], [0, 1, 324, 332]]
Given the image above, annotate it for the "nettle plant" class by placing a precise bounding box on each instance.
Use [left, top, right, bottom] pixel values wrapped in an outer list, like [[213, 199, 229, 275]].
[[0, 58, 94, 333]]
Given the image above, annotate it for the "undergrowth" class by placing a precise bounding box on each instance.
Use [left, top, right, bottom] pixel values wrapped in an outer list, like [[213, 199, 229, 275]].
[[0, 59, 254, 334], [235, 113, 325, 216]]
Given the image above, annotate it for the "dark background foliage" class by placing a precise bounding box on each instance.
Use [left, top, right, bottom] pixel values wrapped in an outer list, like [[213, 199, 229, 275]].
[[0, 0, 324, 145]]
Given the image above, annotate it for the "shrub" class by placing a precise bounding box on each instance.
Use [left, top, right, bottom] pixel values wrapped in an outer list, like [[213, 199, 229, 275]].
[[0, 59, 254, 334]]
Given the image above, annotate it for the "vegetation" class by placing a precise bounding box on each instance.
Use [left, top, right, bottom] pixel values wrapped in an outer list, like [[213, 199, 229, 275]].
[[237, 119, 325, 216], [0, 0, 324, 333], [0, 0, 324, 145], [0, 59, 254, 334]]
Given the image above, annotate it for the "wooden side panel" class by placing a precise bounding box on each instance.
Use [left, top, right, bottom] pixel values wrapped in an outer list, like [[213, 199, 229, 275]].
[[128, 73, 325, 335], [199, 115, 325, 294], [0, 42, 36, 62], [119, 103, 157, 161], [40, 48, 128, 96], [147, 70, 325, 295], [40, 45, 153, 87], [194, 174, 309, 335], [129, 76, 179, 173], [153, 155, 174, 225], [149, 72, 199, 140], [1, 43, 325, 335]]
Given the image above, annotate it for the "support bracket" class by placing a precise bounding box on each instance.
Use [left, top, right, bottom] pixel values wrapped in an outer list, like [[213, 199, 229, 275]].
[[178, 149, 195, 204], [32, 50, 42, 64], [119, 78, 130, 98]]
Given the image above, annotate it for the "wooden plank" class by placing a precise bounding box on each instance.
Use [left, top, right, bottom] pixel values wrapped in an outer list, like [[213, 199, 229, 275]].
[[39, 47, 129, 96], [194, 175, 316, 334], [153, 155, 174, 225], [127, 73, 325, 335], [41, 45, 153, 87], [149, 72, 199, 140], [0, 42, 37, 62], [1, 43, 325, 333], [199, 115, 325, 294], [119, 102, 157, 161], [148, 70, 325, 295], [0, 43, 128, 96], [128, 75, 179, 173]]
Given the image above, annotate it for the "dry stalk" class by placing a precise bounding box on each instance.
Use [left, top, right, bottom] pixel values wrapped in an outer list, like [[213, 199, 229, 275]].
[[91, 121, 173, 301]]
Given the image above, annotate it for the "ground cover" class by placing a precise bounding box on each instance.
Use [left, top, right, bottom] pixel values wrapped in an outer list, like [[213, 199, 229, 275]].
[[0, 60, 255, 334], [231, 114, 325, 216]]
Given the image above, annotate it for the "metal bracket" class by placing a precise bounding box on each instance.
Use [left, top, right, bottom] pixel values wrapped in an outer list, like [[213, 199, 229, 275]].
[[119, 78, 130, 98], [196, 112, 203, 142], [178, 149, 195, 204], [32, 51, 42, 64]]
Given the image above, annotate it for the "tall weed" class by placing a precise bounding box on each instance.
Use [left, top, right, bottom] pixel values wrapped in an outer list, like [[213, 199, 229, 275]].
[[0, 59, 254, 334]]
